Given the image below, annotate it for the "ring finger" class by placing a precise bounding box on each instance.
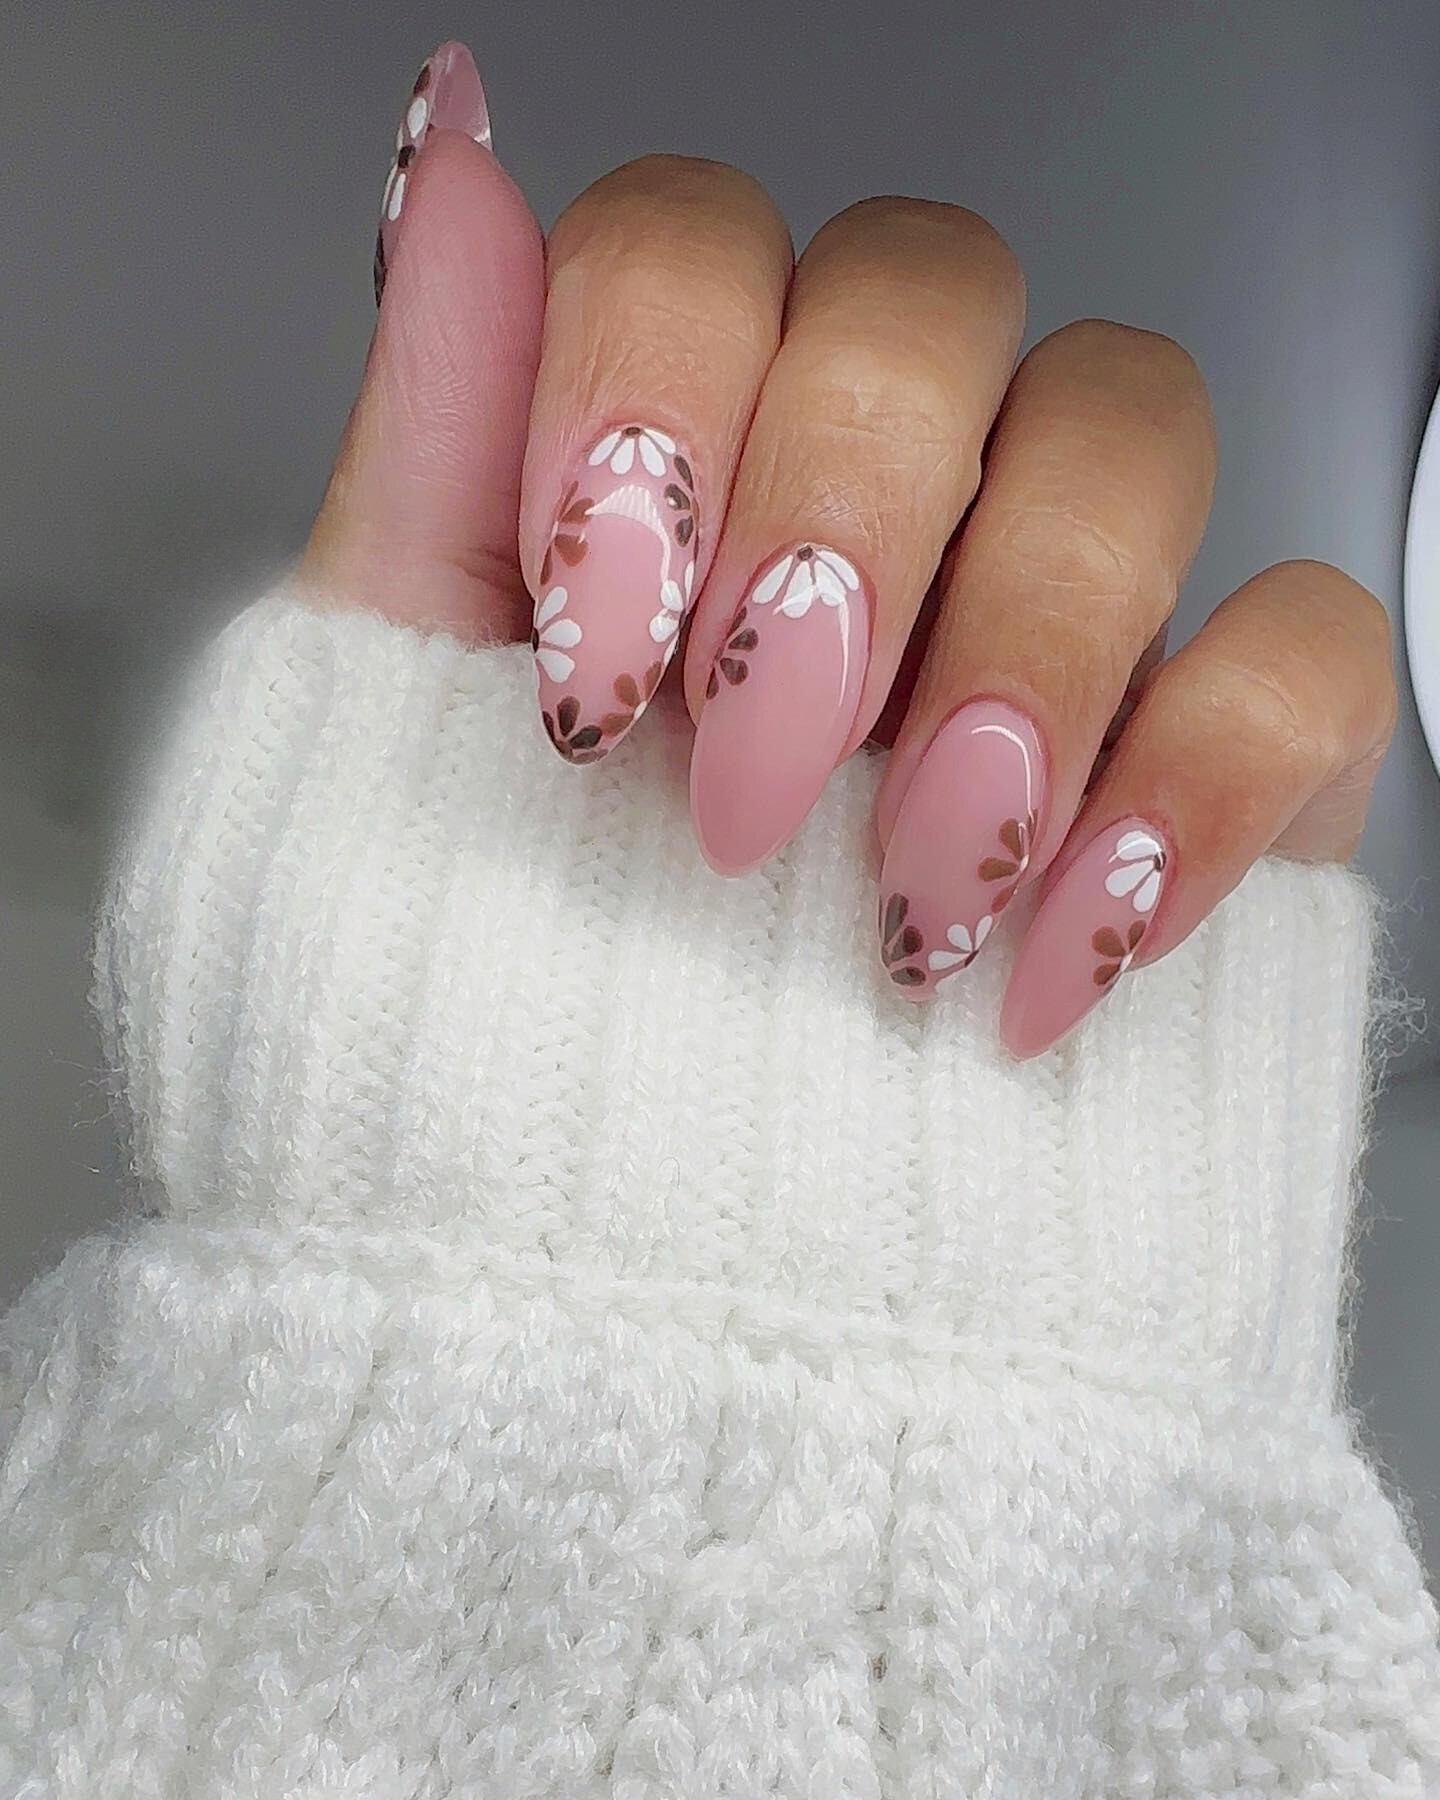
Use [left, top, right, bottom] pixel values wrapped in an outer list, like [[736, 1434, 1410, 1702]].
[[684, 197, 1025, 874]]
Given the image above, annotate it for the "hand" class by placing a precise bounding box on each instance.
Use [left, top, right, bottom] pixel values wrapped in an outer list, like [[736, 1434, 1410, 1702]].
[[300, 40, 1395, 1058]]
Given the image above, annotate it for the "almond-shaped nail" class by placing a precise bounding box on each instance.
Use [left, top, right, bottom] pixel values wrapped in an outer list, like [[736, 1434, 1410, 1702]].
[[531, 426, 700, 762], [375, 41, 492, 304], [1000, 816, 1172, 1057], [878, 701, 1046, 998], [690, 544, 872, 875]]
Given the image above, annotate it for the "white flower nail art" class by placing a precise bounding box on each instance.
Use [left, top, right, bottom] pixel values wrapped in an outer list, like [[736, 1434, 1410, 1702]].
[[750, 544, 860, 618], [531, 586, 582, 682], [1103, 829, 1167, 914], [649, 560, 695, 649], [588, 425, 677, 478], [926, 914, 994, 989]]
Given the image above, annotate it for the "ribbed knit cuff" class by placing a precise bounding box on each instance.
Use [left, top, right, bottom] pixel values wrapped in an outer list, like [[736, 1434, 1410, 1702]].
[[95, 596, 1379, 1404]]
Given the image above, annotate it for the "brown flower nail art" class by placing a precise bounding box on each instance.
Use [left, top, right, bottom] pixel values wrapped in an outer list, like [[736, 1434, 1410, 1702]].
[[880, 892, 927, 987], [978, 810, 1037, 911], [705, 608, 761, 699], [541, 695, 606, 765], [1092, 920, 1146, 987], [540, 483, 593, 586]]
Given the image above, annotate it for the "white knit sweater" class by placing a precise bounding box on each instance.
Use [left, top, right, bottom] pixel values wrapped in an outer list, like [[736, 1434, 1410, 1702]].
[[2, 595, 1438, 1799]]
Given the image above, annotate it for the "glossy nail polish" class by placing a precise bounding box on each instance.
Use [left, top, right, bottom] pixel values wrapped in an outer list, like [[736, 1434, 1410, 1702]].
[[532, 426, 700, 762], [878, 701, 1046, 998], [1000, 817, 1172, 1057], [690, 543, 872, 875], [375, 41, 492, 303]]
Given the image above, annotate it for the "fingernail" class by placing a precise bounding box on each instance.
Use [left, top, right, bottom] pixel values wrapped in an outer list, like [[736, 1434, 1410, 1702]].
[[532, 426, 700, 762], [999, 816, 1172, 1057], [878, 701, 1046, 999], [375, 41, 492, 304], [690, 544, 872, 874]]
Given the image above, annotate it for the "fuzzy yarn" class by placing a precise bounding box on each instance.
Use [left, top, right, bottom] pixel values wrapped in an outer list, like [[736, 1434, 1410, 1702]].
[[2, 596, 1437, 1797]]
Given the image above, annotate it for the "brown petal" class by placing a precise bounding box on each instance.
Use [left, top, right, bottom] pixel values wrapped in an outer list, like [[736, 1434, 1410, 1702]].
[[719, 657, 748, 685], [613, 673, 641, 708], [413, 63, 432, 93], [568, 749, 606, 766], [706, 669, 719, 700], [539, 548, 553, 585], [998, 818, 1024, 859], [562, 496, 592, 523], [675, 517, 694, 546], [599, 712, 633, 734], [991, 884, 1018, 913], [556, 696, 580, 735], [674, 453, 693, 489], [1126, 920, 1146, 951], [663, 484, 688, 509], [569, 725, 603, 751], [1092, 926, 1125, 957], [556, 535, 586, 566], [1094, 963, 1119, 987], [728, 628, 759, 652], [898, 925, 922, 958], [642, 660, 664, 695], [541, 710, 557, 742], [891, 965, 926, 987], [396, 144, 416, 169], [883, 893, 909, 940], [978, 857, 1018, 882]]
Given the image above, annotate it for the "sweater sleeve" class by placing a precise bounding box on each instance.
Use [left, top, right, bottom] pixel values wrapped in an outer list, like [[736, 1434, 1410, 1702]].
[[3, 593, 1438, 1799]]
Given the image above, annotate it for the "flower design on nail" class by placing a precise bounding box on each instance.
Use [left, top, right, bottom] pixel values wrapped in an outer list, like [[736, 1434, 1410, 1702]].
[[879, 893, 926, 987], [1103, 829, 1167, 914], [750, 544, 860, 618], [704, 607, 761, 699], [650, 560, 695, 649], [1092, 920, 1146, 987], [541, 695, 606, 764], [978, 810, 1037, 912], [664, 455, 697, 547], [588, 424, 677, 478], [926, 914, 995, 989], [595, 663, 666, 738], [531, 586, 583, 682], [374, 53, 492, 304], [539, 484, 593, 586]]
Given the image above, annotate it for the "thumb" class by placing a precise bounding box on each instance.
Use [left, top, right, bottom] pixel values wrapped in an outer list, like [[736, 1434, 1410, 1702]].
[[301, 42, 544, 642]]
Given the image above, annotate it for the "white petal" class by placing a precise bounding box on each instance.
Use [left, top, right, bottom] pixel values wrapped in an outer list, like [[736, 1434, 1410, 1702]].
[[475, 124, 493, 146], [928, 948, 965, 972], [683, 561, 695, 597], [542, 618, 582, 649], [1104, 861, 1149, 898], [1115, 828, 1162, 861], [819, 548, 861, 590], [974, 913, 994, 946], [638, 434, 666, 476], [659, 579, 682, 610], [645, 427, 677, 454], [406, 95, 429, 138], [610, 435, 635, 474], [649, 612, 678, 642], [778, 564, 815, 615], [660, 632, 680, 666], [1133, 869, 1162, 913], [813, 561, 848, 606], [535, 647, 574, 682], [751, 555, 793, 606], [588, 430, 622, 466], [944, 924, 975, 954], [534, 587, 569, 628], [386, 170, 407, 221], [381, 165, 398, 214], [395, 125, 405, 152]]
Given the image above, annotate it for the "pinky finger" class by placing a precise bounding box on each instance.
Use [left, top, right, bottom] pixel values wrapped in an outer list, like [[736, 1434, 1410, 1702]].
[[999, 560, 1398, 1059]]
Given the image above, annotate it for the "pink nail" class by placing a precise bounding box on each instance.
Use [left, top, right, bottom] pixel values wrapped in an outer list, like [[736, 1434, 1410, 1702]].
[[878, 701, 1046, 999], [375, 41, 492, 304], [690, 544, 872, 875], [532, 426, 700, 762], [1000, 816, 1172, 1057]]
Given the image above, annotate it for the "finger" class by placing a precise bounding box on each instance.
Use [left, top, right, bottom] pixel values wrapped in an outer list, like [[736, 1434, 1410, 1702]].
[[876, 320, 1214, 995], [685, 198, 1024, 875], [300, 43, 545, 640], [999, 560, 1397, 1058], [518, 156, 791, 762]]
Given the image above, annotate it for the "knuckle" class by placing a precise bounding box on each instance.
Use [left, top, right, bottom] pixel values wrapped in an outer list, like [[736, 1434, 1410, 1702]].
[[988, 493, 1155, 616], [1194, 658, 1345, 785]]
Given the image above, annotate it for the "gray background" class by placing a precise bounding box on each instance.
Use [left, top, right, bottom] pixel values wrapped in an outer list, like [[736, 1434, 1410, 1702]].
[[3, 2, 1437, 1579]]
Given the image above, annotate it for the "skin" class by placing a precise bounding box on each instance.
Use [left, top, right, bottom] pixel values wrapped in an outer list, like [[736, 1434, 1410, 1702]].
[[302, 135, 1397, 1047]]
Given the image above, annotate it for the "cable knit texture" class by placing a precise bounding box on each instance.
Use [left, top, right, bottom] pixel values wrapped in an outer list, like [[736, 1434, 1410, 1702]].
[[2, 594, 1438, 1798]]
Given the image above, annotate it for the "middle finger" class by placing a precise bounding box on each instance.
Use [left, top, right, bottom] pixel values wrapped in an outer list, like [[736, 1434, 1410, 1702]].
[[685, 197, 1025, 875]]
